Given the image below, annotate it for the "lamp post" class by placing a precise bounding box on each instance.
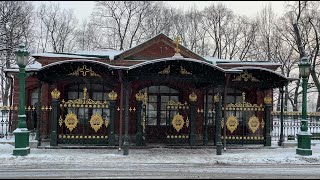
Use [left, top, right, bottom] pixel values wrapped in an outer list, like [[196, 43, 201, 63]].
[[13, 44, 30, 156], [296, 56, 312, 156]]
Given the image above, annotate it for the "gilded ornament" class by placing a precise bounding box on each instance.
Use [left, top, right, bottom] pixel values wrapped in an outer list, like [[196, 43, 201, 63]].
[[232, 71, 259, 82], [51, 88, 60, 99], [171, 113, 185, 132], [64, 112, 78, 132], [59, 115, 63, 127], [135, 92, 145, 101], [158, 65, 170, 75], [226, 115, 239, 133], [68, 65, 101, 77], [189, 92, 197, 102], [264, 95, 272, 105], [174, 36, 181, 54], [90, 113, 103, 132], [108, 90, 117, 101], [186, 116, 190, 128], [248, 115, 260, 133], [180, 66, 192, 75]]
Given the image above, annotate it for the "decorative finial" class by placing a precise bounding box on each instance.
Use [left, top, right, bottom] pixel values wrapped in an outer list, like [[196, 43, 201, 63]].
[[189, 92, 197, 102], [83, 87, 87, 100], [108, 90, 118, 101], [51, 88, 60, 99], [264, 95, 272, 105], [135, 92, 145, 101]]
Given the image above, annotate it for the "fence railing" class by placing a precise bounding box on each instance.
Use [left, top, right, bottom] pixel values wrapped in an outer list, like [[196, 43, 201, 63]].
[[0, 105, 51, 141], [271, 111, 320, 141]]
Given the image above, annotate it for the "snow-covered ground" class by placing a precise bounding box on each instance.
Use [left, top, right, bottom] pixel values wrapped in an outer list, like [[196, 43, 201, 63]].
[[0, 141, 319, 166]]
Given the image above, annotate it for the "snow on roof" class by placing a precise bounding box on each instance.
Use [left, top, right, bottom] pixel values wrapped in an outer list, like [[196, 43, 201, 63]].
[[32, 52, 99, 59], [71, 50, 123, 60], [204, 56, 282, 66]]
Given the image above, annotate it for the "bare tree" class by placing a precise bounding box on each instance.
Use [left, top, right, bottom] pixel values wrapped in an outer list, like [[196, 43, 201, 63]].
[[92, 1, 155, 50], [0, 1, 34, 106], [36, 2, 78, 53]]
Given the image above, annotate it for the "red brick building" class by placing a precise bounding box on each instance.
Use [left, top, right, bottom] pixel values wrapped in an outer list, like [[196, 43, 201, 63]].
[[6, 34, 293, 147]]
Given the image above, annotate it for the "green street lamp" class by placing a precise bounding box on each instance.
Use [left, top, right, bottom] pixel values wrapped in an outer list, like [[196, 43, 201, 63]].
[[296, 56, 312, 156], [12, 44, 30, 156]]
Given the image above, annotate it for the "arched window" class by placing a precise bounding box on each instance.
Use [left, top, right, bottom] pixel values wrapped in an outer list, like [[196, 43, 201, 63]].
[[141, 85, 179, 126]]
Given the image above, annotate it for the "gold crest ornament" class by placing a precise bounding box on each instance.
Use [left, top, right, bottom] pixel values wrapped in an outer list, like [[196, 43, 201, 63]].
[[108, 90, 117, 101], [248, 115, 260, 133], [226, 115, 239, 133], [64, 112, 78, 132], [90, 113, 103, 132], [189, 92, 197, 102], [172, 113, 185, 132], [51, 88, 60, 99]]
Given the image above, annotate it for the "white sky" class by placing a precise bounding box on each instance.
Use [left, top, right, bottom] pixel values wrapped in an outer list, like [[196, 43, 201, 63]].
[[36, 1, 286, 21]]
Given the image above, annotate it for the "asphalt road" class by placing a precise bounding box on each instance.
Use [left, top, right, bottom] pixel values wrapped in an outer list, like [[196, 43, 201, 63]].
[[1, 163, 320, 179]]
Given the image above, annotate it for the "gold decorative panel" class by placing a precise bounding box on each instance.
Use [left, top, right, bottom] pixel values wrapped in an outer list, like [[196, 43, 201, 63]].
[[158, 65, 170, 75], [64, 112, 78, 132], [226, 115, 239, 133], [180, 66, 192, 75], [248, 115, 260, 133], [171, 113, 185, 132], [90, 113, 103, 132], [68, 65, 101, 77], [232, 71, 259, 82]]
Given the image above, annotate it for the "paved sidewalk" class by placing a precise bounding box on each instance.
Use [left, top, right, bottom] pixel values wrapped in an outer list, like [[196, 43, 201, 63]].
[[0, 140, 319, 166]]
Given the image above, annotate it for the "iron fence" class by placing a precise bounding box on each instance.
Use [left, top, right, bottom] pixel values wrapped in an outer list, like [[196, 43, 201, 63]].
[[271, 111, 320, 141]]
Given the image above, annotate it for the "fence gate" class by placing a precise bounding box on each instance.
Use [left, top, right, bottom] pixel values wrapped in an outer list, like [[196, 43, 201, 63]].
[[222, 92, 265, 144], [58, 87, 110, 144], [165, 100, 190, 144]]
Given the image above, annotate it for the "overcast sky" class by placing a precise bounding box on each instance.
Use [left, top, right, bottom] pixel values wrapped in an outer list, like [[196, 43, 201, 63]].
[[36, 1, 286, 21]]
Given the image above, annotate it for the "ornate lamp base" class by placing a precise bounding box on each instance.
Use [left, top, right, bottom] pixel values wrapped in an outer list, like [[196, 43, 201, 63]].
[[13, 128, 30, 156], [296, 132, 312, 156]]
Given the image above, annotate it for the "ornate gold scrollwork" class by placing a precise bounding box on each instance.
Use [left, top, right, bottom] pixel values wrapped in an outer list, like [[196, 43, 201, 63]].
[[64, 112, 78, 132], [226, 115, 239, 133], [172, 113, 185, 132], [51, 88, 60, 99], [68, 65, 101, 77], [108, 90, 117, 101], [90, 113, 103, 132], [180, 66, 192, 75], [248, 115, 260, 133], [158, 65, 170, 75], [189, 92, 197, 102], [232, 71, 259, 82]]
